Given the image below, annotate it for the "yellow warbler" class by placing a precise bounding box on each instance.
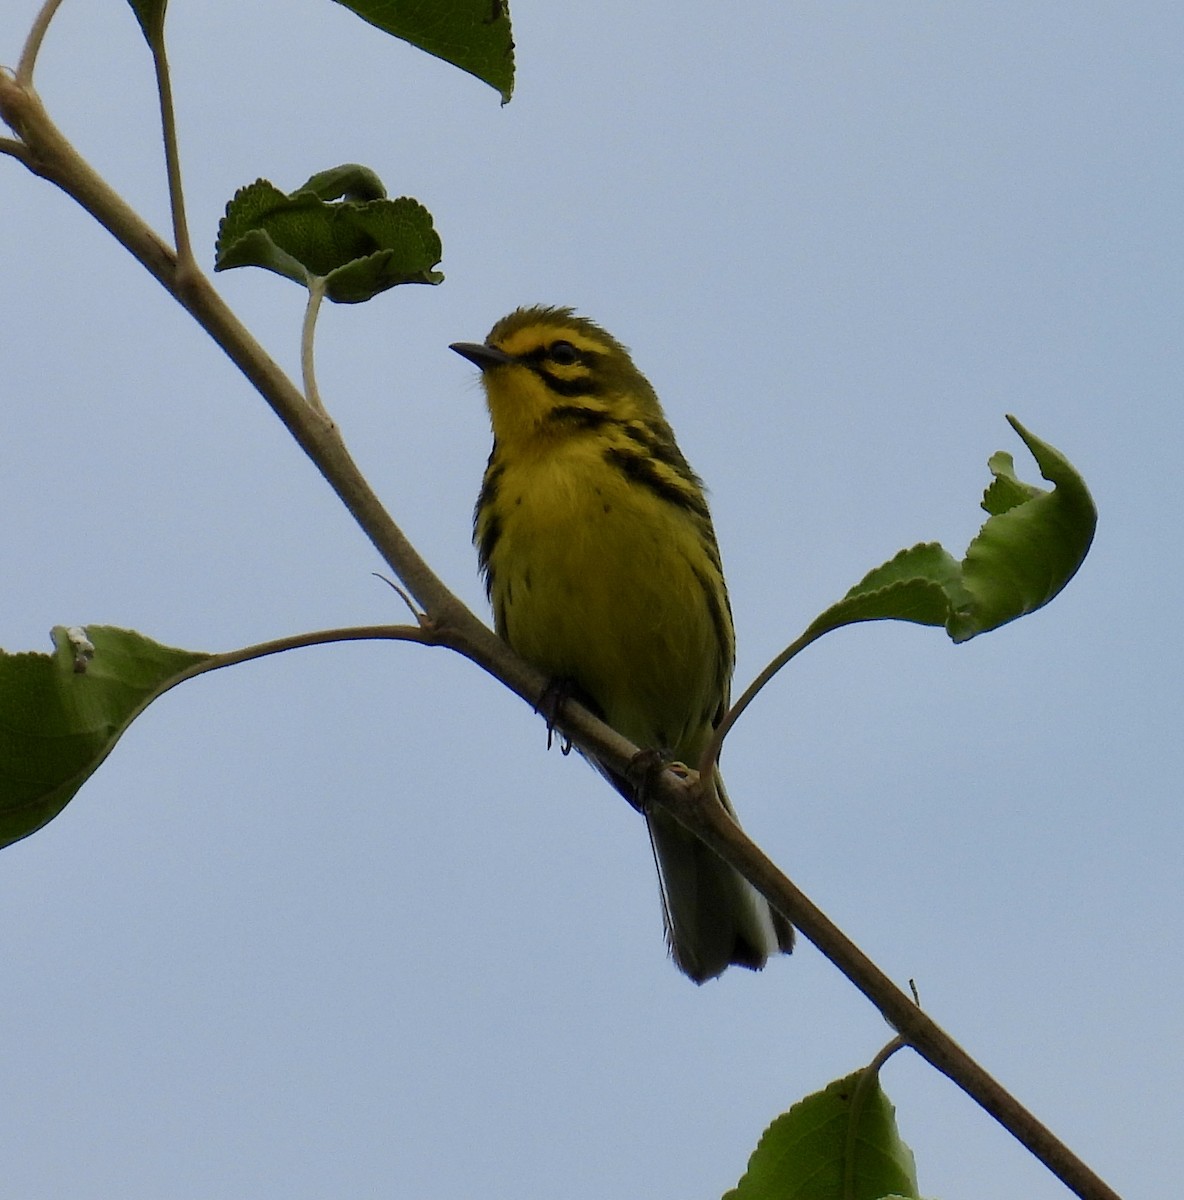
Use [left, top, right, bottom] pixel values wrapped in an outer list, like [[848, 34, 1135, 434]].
[[453, 307, 792, 983]]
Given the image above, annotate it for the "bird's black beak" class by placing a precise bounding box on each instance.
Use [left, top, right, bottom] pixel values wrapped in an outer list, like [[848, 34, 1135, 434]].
[[450, 342, 513, 371]]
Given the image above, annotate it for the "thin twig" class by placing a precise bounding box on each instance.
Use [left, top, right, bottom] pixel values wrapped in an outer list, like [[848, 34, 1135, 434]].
[[373, 572, 429, 624], [0, 133, 32, 163]]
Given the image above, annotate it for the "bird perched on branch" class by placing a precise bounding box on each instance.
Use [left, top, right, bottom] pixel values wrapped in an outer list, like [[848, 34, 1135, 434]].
[[452, 306, 793, 983]]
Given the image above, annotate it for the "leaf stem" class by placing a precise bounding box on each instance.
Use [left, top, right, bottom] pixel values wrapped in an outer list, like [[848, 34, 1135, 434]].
[[301, 275, 329, 417], [147, 20, 194, 271], [845, 1036, 908, 1198], [70, 625, 444, 798], [16, 0, 66, 84], [699, 625, 826, 779], [172, 622, 440, 686]]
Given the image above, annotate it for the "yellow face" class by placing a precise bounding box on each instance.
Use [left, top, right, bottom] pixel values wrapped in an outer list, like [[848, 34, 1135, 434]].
[[483, 323, 610, 447], [455, 306, 667, 453]]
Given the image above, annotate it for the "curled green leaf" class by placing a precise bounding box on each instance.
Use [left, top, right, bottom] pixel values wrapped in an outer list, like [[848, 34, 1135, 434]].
[[215, 167, 443, 303], [0, 626, 210, 849], [950, 417, 1096, 641], [807, 417, 1096, 644], [299, 163, 389, 203]]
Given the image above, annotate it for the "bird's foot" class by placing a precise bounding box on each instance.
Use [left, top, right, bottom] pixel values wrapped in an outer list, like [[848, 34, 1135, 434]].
[[535, 677, 577, 755], [625, 749, 698, 815]]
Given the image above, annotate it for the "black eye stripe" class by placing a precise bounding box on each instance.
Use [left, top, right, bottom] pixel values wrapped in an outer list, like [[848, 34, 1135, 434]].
[[509, 340, 604, 397], [519, 342, 602, 369]]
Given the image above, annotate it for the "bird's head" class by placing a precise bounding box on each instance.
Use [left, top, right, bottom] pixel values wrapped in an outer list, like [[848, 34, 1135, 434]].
[[451, 306, 667, 447]]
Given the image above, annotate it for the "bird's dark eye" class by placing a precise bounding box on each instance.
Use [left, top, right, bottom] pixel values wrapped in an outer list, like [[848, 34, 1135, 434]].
[[548, 340, 579, 366]]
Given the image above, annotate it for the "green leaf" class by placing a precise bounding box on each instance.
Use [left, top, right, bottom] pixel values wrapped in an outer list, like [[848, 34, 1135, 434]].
[[330, 0, 515, 103], [215, 168, 444, 303], [0, 626, 210, 850], [125, 0, 167, 42], [806, 542, 970, 637], [950, 417, 1096, 641], [806, 416, 1096, 645], [726, 1070, 920, 1200]]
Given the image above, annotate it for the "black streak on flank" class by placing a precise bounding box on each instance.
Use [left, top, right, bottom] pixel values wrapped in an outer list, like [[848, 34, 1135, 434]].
[[474, 460, 505, 532], [474, 459, 505, 588], [603, 447, 711, 521], [477, 512, 502, 593], [622, 421, 695, 477]]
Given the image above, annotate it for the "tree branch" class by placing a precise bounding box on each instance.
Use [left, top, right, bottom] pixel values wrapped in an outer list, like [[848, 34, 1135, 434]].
[[0, 63, 1120, 1200], [0, 65, 626, 782], [656, 775, 1121, 1200]]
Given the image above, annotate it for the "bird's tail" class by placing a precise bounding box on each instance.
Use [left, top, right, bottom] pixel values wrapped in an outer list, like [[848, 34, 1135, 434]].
[[647, 770, 794, 984]]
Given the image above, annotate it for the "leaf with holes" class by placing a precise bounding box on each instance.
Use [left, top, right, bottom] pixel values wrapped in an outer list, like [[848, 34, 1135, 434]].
[[806, 417, 1096, 645]]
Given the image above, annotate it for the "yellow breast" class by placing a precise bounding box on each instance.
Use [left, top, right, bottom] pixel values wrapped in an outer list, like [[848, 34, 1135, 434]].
[[486, 438, 729, 757]]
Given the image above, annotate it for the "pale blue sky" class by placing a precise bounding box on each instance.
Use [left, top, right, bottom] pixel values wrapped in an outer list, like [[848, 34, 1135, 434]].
[[2, 3, 1180, 1197]]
